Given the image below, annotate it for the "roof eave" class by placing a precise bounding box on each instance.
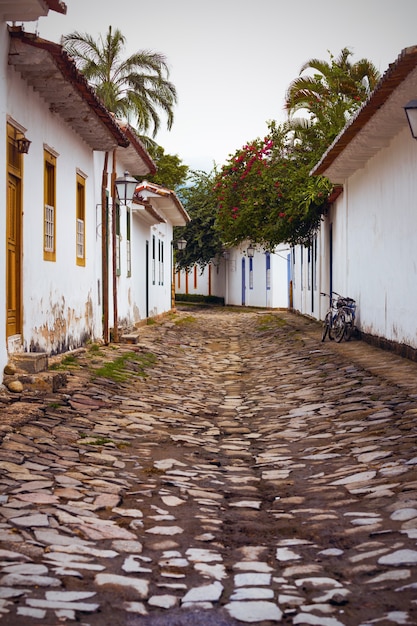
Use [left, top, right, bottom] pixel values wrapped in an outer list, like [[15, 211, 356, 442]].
[[8, 28, 129, 151], [0, 0, 66, 20], [312, 45, 417, 181], [135, 181, 190, 225], [116, 126, 157, 178]]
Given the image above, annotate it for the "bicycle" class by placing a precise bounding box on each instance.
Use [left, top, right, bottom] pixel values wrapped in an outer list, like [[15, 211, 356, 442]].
[[332, 294, 356, 343], [320, 292, 339, 341]]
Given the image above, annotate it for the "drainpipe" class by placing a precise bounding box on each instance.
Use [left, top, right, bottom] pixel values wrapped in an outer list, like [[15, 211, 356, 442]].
[[111, 149, 119, 342], [101, 152, 109, 344]]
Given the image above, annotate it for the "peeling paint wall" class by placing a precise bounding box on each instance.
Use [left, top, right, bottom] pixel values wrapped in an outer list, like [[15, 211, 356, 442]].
[[7, 61, 103, 357], [0, 24, 10, 376]]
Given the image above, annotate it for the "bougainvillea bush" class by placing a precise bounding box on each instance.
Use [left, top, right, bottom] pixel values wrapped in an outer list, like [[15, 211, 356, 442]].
[[214, 121, 332, 249]]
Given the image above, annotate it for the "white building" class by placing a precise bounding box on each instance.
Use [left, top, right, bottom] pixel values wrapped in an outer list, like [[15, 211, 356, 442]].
[[176, 243, 290, 309], [116, 180, 190, 330], [1, 14, 158, 384], [293, 45, 417, 357]]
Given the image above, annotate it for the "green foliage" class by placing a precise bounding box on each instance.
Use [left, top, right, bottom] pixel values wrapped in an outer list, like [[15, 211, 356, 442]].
[[169, 47, 380, 264], [146, 145, 189, 190], [92, 350, 156, 382], [214, 121, 333, 248], [175, 293, 225, 305], [173, 315, 197, 326], [62, 26, 177, 137], [213, 49, 379, 249], [49, 354, 80, 370], [285, 48, 380, 147], [175, 169, 224, 270]]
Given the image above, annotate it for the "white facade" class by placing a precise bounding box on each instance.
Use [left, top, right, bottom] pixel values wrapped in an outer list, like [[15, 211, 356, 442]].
[[292, 45, 417, 353], [115, 181, 189, 330], [0, 23, 10, 374], [7, 68, 102, 354], [176, 243, 290, 309], [1, 19, 157, 386]]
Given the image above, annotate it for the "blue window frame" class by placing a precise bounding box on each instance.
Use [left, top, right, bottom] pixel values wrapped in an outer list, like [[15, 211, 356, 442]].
[[266, 253, 271, 290]]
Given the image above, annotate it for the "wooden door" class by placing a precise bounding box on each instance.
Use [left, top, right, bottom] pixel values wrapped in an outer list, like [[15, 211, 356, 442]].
[[6, 143, 22, 339]]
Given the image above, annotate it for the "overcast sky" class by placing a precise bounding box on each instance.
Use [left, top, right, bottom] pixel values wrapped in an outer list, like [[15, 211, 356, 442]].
[[32, 0, 417, 172]]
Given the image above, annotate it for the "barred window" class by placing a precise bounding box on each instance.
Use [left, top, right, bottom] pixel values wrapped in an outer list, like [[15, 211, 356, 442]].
[[76, 173, 86, 265], [44, 151, 56, 261]]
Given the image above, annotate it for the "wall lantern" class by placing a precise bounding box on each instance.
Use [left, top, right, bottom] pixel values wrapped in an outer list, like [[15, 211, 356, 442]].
[[115, 171, 138, 204], [247, 243, 255, 258], [17, 137, 31, 154], [404, 100, 417, 139], [177, 238, 187, 251]]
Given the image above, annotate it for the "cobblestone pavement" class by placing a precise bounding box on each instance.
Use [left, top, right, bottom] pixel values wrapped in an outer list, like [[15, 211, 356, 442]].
[[0, 307, 417, 626]]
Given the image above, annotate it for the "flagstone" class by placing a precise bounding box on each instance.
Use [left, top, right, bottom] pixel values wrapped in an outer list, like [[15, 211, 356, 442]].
[[230, 587, 275, 600], [15, 493, 59, 504], [0, 573, 61, 587], [17, 606, 46, 618], [234, 561, 273, 572], [95, 573, 149, 597], [124, 601, 148, 614], [276, 547, 302, 561], [229, 500, 262, 509], [112, 540, 143, 553], [10, 513, 49, 527], [34, 529, 91, 546], [181, 580, 223, 603], [146, 525, 183, 536], [2, 563, 48, 575], [366, 569, 411, 584], [25, 598, 99, 611], [0, 588, 28, 598], [75, 519, 137, 540], [330, 471, 377, 485], [194, 562, 227, 580], [186, 548, 222, 562], [234, 573, 271, 587], [295, 577, 343, 589], [148, 594, 178, 608], [378, 550, 417, 566], [160, 495, 186, 506], [225, 600, 282, 622], [91, 493, 122, 509], [390, 508, 417, 521], [293, 613, 345, 625], [122, 555, 152, 574]]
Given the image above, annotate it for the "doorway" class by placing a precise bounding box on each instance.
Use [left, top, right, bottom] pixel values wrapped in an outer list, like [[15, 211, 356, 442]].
[[241, 257, 246, 305], [6, 124, 23, 342]]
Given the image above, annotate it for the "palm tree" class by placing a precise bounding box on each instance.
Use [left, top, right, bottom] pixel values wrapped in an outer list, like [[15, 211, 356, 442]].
[[285, 48, 380, 143], [62, 26, 177, 138]]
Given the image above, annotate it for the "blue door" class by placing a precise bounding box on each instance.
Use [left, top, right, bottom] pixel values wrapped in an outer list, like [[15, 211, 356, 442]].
[[241, 258, 246, 305]]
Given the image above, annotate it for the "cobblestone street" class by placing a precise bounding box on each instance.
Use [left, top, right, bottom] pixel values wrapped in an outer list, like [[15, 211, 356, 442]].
[[0, 307, 417, 626]]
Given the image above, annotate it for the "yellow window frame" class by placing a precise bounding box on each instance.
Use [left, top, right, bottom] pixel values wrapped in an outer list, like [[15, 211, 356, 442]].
[[43, 149, 56, 262], [76, 172, 86, 266]]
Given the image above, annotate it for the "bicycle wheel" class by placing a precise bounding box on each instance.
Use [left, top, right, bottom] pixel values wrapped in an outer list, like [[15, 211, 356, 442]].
[[344, 321, 353, 341], [321, 312, 332, 341], [333, 310, 346, 343]]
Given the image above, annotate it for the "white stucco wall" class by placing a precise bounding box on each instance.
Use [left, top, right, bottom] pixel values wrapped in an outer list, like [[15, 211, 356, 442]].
[[114, 205, 175, 327], [0, 24, 9, 375], [176, 262, 226, 300], [339, 129, 417, 347], [177, 243, 289, 308], [292, 126, 417, 350], [7, 63, 103, 354]]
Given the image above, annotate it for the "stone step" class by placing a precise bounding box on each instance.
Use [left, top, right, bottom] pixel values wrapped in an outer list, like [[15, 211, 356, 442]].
[[120, 332, 140, 344], [11, 352, 48, 374]]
